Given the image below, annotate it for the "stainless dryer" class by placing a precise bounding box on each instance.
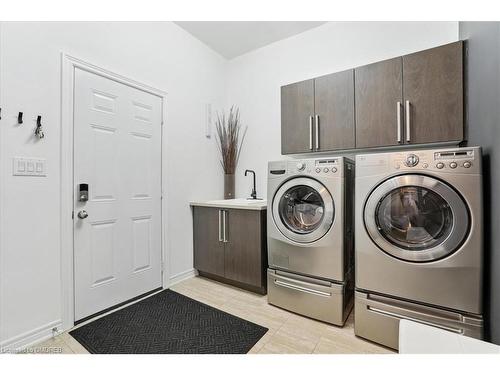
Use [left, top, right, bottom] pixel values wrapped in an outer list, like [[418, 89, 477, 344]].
[[267, 157, 355, 326], [354, 147, 483, 349]]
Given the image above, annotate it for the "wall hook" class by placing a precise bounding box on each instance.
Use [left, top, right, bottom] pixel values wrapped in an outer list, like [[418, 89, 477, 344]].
[[35, 116, 45, 139], [18, 112, 23, 124]]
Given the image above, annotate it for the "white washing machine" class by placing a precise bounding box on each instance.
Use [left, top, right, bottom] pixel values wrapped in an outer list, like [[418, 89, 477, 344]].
[[267, 157, 354, 326], [354, 147, 483, 349]]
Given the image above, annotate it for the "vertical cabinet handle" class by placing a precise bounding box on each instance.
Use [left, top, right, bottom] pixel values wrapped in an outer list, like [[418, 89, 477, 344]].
[[223, 210, 228, 243], [396, 101, 402, 143], [218, 210, 223, 242], [309, 116, 313, 150], [315, 115, 319, 150], [405, 100, 411, 143]]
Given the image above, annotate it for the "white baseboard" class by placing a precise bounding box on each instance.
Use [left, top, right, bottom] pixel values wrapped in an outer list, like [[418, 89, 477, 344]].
[[0, 320, 62, 353], [169, 268, 198, 286]]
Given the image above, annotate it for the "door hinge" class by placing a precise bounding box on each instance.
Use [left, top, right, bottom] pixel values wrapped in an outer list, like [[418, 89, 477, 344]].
[[72, 211, 74, 219]]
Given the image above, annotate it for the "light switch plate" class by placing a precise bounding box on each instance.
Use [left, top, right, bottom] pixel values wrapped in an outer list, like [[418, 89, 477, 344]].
[[13, 157, 46, 176]]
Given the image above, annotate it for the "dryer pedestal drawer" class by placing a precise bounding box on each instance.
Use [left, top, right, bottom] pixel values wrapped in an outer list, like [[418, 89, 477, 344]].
[[354, 291, 484, 350], [267, 269, 352, 326]]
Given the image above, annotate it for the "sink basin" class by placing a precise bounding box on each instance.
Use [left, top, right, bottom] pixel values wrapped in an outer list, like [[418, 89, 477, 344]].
[[206, 198, 266, 206]]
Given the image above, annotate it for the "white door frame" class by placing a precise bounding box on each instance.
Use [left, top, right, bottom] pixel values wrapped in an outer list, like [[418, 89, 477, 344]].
[[60, 53, 168, 331]]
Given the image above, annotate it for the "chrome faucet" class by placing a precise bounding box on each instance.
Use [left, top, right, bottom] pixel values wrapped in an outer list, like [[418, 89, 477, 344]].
[[244, 169, 257, 200]]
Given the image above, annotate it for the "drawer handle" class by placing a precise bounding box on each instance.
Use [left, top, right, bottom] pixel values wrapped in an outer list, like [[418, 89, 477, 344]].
[[367, 306, 464, 334], [274, 279, 331, 297]]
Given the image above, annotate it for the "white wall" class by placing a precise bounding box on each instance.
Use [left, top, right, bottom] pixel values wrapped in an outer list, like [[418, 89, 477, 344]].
[[226, 22, 460, 199], [0, 22, 226, 347]]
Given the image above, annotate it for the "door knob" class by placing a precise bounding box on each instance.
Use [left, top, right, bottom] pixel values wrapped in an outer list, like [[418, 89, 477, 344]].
[[77, 210, 88, 219]]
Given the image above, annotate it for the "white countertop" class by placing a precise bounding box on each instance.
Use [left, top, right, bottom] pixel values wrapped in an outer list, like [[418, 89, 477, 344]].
[[399, 319, 500, 354], [190, 198, 267, 210]]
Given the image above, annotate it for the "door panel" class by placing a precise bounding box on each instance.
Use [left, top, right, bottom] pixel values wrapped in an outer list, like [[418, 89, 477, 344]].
[[403, 41, 464, 144], [89, 220, 117, 286], [281, 80, 314, 154], [355, 57, 403, 148], [224, 210, 263, 287], [193, 207, 225, 277], [74, 68, 162, 320], [314, 70, 355, 151]]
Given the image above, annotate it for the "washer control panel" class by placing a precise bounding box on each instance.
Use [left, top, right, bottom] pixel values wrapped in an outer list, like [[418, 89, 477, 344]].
[[280, 157, 345, 177], [390, 148, 479, 173]]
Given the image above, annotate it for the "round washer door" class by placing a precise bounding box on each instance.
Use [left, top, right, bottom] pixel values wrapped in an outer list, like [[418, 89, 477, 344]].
[[364, 174, 470, 262], [272, 177, 334, 243]]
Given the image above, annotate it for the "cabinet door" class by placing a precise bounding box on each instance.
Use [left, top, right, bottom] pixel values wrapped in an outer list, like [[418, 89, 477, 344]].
[[355, 57, 403, 148], [224, 209, 264, 288], [193, 207, 225, 277], [403, 41, 463, 144], [281, 79, 314, 154], [314, 70, 355, 151]]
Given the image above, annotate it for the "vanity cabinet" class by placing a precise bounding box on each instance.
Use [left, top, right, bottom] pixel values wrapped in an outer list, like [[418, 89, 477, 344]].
[[281, 69, 355, 154], [192, 205, 267, 294], [281, 41, 464, 153]]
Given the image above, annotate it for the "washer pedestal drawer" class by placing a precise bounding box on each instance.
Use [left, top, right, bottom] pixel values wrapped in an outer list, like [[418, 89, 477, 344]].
[[354, 291, 484, 350], [267, 269, 352, 326]]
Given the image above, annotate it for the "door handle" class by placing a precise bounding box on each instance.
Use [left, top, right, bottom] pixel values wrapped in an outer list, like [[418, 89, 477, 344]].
[[396, 101, 402, 143], [315, 115, 319, 150], [77, 210, 88, 219], [405, 100, 411, 143], [218, 210, 223, 242], [223, 210, 229, 243], [308, 116, 313, 150]]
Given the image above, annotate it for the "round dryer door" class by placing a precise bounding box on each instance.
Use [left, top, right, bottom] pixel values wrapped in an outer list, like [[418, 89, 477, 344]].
[[364, 174, 470, 262], [272, 177, 334, 243]]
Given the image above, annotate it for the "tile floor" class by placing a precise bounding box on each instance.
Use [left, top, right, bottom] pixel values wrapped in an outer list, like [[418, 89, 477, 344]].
[[27, 276, 395, 354]]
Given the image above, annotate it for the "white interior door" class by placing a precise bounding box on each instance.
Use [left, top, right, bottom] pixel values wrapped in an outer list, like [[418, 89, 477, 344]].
[[73, 68, 162, 321]]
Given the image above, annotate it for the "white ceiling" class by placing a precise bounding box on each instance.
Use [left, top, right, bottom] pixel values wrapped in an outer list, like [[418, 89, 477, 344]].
[[174, 21, 327, 59]]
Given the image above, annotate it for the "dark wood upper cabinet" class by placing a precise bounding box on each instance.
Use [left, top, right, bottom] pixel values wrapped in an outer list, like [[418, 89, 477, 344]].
[[281, 79, 314, 154], [355, 57, 403, 148], [402, 41, 464, 144], [314, 70, 355, 151], [281, 41, 464, 153], [193, 206, 225, 277], [224, 209, 265, 288]]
